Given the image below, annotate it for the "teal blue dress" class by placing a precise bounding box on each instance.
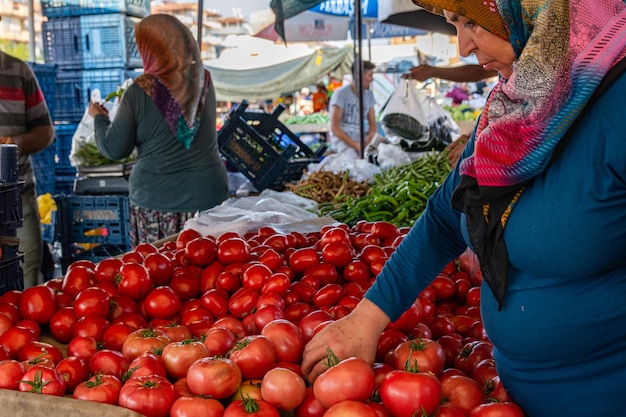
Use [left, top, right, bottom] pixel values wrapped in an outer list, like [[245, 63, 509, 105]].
[[365, 72, 626, 417]]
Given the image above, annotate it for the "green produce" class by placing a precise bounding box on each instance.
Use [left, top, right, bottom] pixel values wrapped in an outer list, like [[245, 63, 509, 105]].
[[283, 113, 330, 125], [72, 142, 134, 166], [319, 151, 451, 227]]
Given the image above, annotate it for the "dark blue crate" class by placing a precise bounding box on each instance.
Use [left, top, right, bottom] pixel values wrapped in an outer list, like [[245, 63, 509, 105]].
[[32, 145, 57, 196], [54, 122, 78, 173], [28, 62, 58, 120], [55, 174, 77, 195], [54, 69, 132, 121], [41, 0, 150, 18], [56, 194, 130, 246], [0, 246, 24, 295], [43, 14, 142, 70]]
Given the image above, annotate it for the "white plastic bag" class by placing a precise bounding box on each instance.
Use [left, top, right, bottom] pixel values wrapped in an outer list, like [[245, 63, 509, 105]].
[[380, 79, 430, 142], [69, 79, 133, 167]]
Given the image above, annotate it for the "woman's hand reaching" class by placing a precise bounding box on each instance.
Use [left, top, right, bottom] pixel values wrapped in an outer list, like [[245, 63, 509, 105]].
[[301, 298, 390, 383]]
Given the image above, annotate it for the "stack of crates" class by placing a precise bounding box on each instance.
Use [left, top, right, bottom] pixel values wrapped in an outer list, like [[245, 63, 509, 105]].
[[35, 0, 149, 195], [0, 145, 25, 294]]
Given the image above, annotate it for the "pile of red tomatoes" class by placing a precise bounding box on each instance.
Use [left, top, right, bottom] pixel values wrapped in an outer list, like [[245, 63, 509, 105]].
[[0, 221, 526, 417]]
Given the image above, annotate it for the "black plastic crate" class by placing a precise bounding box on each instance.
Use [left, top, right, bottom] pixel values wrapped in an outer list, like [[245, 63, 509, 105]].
[[0, 246, 24, 295], [0, 181, 24, 233], [218, 100, 326, 191], [41, 0, 150, 18], [43, 14, 142, 70]]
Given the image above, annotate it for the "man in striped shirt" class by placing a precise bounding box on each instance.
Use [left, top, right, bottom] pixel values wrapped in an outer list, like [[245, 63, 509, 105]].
[[0, 51, 54, 288]]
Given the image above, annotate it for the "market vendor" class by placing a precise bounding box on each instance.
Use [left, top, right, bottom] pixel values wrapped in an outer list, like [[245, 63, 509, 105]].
[[89, 14, 228, 247], [328, 61, 377, 157], [302, 1, 626, 417]]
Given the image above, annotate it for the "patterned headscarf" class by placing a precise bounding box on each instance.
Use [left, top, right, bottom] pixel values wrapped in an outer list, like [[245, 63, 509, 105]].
[[413, 0, 626, 308], [134, 14, 210, 149]]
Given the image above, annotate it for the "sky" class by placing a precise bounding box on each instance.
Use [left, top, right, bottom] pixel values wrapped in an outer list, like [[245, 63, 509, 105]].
[[204, 0, 268, 18]]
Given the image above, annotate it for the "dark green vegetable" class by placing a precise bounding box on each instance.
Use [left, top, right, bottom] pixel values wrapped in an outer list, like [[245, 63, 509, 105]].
[[319, 151, 451, 227]]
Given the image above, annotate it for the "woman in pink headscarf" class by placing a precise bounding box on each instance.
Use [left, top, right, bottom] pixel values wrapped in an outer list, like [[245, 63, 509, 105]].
[[301, 1, 626, 416], [89, 14, 228, 247]]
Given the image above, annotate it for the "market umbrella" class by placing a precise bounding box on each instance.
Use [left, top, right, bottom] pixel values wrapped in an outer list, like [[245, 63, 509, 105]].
[[378, 0, 456, 36]]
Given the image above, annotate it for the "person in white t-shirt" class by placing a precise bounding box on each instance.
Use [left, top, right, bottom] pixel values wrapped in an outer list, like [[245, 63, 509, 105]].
[[328, 61, 377, 157]]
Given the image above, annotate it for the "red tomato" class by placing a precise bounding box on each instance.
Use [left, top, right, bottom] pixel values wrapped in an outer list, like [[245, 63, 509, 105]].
[[228, 335, 276, 379], [312, 283, 343, 308], [242, 263, 272, 292], [262, 234, 289, 254], [176, 229, 202, 249], [18, 365, 66, 396], [302, 262, 338, 285], [321, 242, 354, 268], [324, 400, 378, 417], [185, 237, 217, 267], [74, 287, 111, 318], [468, 402, 526, 417], [19, 285, 57, 324], [186, 356, 242, 399], [261, 319, 304, 364], [73, 373, 122, 405], [89, 349, 128, 380], [392, 338, 446, 375], [212, 315, 246, 340], [117, 262, 152, 300], [434, 403, 468, 417], [294, 386, 327, 417], [298, 310, 333, 343], [454, 341, 494, 376], [313, 356, 375, 409], [379, 370, 442, 416], [387, 300, 422, 333], [62, 265, 96, 298], [0, 325, 37, 358], [143, 252, 174, 286], [342, 259, 371, 282], [224, 398, 280, 417], [161, 339, 210, 379], [258, 248, 284, 272], [228, 287, 260, 318], [375, 329, 410, 363], [55, 356, 89, 393], [441, 374, 485, 412], [143, 286, 182, 320], [126, 351, 168, 380], [288, 247, 320, 273], [261, 367, 307, 411], [170, 396, 225, 417], [254, 304, 284, 331], [431, 275, 457, 301], [217, 237, 251, 264], [94, 258, 123, 283], [122, 250, 145, 264], [283, 302, 315, 324], [72, 313, 110, 342], [0, 359, 26, 389], [48, 306, 77, 344], [118, 374, 176, 417], [261, 272, 290, 295], [0, 290, 22, 305], [122, 328, 171, 362], [67, 335, 99, 361], [203, 326, 237, 356], [17, 340, 63, 365]]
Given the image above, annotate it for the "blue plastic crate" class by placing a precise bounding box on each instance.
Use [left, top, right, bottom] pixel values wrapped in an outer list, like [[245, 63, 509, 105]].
[[56, 194, 130, 246], [43, 14, 142, 70], [53, 122, 78, 173], [55, 174, 77, 195], [0, 246, 24, 295], [28, 62, 58, 120], [41, 0, 150, 18], [54, 69, 132, 121], [32, 145, 57, 196], [42, 17, 83, 70]]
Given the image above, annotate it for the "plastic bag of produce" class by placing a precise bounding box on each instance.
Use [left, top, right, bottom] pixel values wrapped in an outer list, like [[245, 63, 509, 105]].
[[69, 80, 134, 167], [380, 79, 430, 143]]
